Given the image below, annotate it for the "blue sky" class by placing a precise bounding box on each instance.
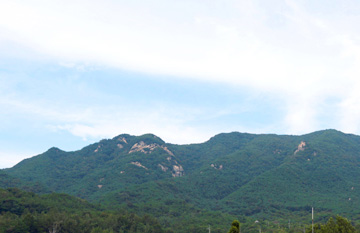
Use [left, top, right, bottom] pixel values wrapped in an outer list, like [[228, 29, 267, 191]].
[[1, 0, 360, 168]]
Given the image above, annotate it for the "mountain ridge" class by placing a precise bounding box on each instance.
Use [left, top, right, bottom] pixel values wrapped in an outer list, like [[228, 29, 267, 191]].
[[2, 129, 360, 231]]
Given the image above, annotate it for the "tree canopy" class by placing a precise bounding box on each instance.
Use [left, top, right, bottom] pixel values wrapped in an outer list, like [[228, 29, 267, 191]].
[[306, 216, 356, 233], [228, 220, 240, 233]]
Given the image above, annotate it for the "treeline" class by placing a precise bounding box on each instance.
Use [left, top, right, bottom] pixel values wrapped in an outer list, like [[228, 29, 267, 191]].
[[307, 215, 356, 233], [227, 216, 359, 233], [3, 186, 360, 233], [0, 211, 166, 233], [0, 188, 169, 233]]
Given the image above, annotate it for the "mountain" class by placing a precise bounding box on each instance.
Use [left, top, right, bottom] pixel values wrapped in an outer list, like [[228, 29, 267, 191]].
[[3, 129, 360, 231], [4, 134, 185, 200]]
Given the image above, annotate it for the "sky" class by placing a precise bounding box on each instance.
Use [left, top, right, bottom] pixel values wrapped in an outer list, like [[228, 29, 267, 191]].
[[1, 0, 360, 168]]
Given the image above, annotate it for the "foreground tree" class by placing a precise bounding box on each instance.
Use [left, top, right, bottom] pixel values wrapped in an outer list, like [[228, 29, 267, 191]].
[[336, 216, 356, 233], [228, 220, 240, 233], [306, 215, 355, 233]]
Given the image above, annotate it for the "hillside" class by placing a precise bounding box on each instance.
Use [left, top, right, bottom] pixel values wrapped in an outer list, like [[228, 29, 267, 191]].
[[3, 129, 360, 231], [0, 187, 166, 232]]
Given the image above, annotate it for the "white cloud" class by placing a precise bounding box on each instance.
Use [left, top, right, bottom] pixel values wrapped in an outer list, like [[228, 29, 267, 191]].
[[1, 0, 360, 138], [1, 86, 218, 144], [0, 0, 335, 90]]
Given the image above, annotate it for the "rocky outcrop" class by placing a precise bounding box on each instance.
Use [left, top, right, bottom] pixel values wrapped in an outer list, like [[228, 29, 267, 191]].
[[211, 164, 223, 170], [130, 161, 148, 170], [172, 165, 184, 177], [117, 137, 128, 144], [158, 164, 168, 172], [128, 141, 184, 177], [94, 145, 101, 153], [294, 141, 306, 154], [129, 141, 175, 156], [162, 146, 174, 156], [158, 157, 185, 177]]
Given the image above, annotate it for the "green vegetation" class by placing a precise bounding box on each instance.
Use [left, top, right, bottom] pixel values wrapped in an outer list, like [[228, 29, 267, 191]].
[[306, 216, 356, 233], [226, 216, 357, 233], [228, 220, 240, 233], [0, 188, 166, 233], [3, 129, 360, 231]]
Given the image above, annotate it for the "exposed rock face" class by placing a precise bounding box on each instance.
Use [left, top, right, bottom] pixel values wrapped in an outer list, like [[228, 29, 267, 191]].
[[294, 141, 306, 154], [211, 164, 223, 170], [172, 165, 184, 177], [117, 137, 128, 144], [158, 157, 185, 177], [117, 144, 123, 149], [162, 146, 174, 156], [94, 145, 101, 153], [129, 141, 175, 156], [130, 161, 148, 170], [158, 164, 168, 172], [128, 141, 184, 177], [129, 141, 156, 154]]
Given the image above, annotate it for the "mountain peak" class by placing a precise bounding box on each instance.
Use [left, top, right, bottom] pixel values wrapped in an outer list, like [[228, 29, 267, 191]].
[[128, 140, 174, 156], [46, 147, 64, 153], [112, 133, 165, 145]]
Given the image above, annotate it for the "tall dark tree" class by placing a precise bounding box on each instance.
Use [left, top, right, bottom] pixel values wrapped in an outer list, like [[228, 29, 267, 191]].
[[228, 220, 240, 233]]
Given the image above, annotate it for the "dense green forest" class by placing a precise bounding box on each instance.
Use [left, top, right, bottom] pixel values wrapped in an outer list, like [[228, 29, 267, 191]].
[[0, 188, 166, 233], [2, 187, 359, 232], [3, 130, 360, 232]]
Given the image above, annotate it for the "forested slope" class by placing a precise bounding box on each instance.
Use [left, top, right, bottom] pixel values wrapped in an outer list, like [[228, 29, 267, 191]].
[[4, 129, 360, 231]]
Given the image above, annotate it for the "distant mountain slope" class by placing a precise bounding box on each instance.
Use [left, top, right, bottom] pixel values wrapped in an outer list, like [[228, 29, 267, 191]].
[[5, 133, 184, 199], [0, 170, 48, 193], [3, 129, 360, 224], [224, 129, 360, 217]]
